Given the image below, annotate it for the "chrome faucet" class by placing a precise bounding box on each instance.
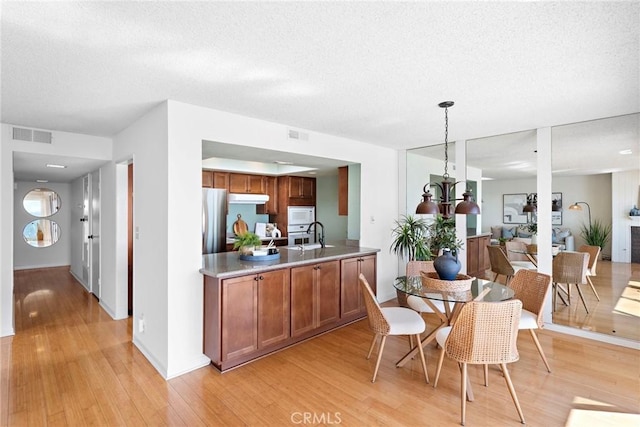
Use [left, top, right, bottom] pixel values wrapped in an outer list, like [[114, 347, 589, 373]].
[[306, 221, 325, 248]]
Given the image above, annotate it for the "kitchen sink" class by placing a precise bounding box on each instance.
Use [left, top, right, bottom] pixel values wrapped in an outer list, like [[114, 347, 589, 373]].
[[284, 244, 334, 251]]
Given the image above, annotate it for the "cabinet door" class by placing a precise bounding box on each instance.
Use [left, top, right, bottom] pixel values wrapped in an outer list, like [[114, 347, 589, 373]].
[[467, 237, 480, 278], [290, 265, 316, 337], [221, 276, 258, 361], [256, 176, 277, 214], [202, 170, 213, 188], [229, 173, 249, 193], [299, 177, 315, 199], [288, 176, 303, 198], [480, 236, 491, 275], [247, 175, 265, 193], [213, 172, 229, 190], [316, 260, 340, 327], [341, 255, 376, 318], [257, 269, 290, 348]]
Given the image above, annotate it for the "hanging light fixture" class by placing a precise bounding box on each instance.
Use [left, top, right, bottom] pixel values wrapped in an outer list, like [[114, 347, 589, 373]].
[[522, 193, 562, 213], [416, 101, 480, 218]]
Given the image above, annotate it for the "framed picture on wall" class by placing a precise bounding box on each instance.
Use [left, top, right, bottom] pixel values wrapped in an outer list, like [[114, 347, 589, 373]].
[[503, 193, 528, 224], [552, 192, 563, 225]]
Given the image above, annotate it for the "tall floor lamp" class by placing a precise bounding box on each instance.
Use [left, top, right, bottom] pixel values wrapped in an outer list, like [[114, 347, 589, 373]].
[[569, 202, 591, 225]]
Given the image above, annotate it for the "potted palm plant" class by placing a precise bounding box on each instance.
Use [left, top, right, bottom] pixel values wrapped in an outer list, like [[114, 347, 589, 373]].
[[233, 231, 262, 255], [390, 215, 432, 306], [580, 219, 611, 254]]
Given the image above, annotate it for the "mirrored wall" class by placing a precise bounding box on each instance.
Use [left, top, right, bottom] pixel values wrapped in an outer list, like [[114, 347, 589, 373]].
[[407, 113, 639, 343], [21, 188, 62, 248]]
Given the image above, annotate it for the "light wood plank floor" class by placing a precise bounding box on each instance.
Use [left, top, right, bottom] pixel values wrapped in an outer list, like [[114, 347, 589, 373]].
[[2, 266, 639, 426]]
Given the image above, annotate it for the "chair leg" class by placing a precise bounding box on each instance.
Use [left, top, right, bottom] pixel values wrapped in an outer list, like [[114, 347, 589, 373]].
[[460, 363, 468, 426], [586, 275, 601, 301], [501, 363, 525, 424], [529, 329, 551, 373], [483, 364, 489, 386], [574, 284, 589, 313], [433, 347, 446, 388], [366, 334, 378, 359], [415, 334, 429, 384], [371, 336, 387, 383]]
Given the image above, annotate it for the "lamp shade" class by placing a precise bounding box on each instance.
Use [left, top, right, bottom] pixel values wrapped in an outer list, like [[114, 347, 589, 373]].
[[416, 187, 440, 215], [454, 191, 481, 215]]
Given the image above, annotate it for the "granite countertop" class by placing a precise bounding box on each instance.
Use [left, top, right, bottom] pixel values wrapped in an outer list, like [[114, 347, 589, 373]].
[[201, 244, 380, 279]]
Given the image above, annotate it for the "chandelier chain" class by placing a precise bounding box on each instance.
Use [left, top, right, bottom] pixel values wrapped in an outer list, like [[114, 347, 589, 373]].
[[443, 105, 449, 179]]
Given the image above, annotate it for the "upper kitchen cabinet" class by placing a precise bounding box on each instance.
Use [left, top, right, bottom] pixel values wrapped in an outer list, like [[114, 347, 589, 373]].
[[229, 173, 265, 194], [280, 176, 316, 206], [256, 176, 278, 215], [202, 170, 229, 189]]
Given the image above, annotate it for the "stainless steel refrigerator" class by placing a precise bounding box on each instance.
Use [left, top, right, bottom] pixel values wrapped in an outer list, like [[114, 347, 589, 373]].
[[202, 188, 227, 254]]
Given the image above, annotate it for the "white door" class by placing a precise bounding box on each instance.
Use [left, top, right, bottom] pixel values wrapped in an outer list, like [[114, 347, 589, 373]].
[[90, 171, 100, 298], [82, 175, 90, 288]]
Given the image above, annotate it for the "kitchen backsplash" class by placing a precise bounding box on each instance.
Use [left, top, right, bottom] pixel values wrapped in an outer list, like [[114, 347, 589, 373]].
[[227, 204, 269, 235]]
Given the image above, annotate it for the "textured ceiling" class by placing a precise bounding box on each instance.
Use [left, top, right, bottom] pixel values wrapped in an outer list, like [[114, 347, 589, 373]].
[[2, 1, 639, 181]]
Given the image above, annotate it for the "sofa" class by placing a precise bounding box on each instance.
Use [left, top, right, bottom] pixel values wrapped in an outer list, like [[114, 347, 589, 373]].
[[489, 225, 574, 251]]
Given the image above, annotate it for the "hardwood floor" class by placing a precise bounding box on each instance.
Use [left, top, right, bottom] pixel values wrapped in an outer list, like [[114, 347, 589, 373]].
[[2, 266, 639, 426], [551, 261, 640, 341]]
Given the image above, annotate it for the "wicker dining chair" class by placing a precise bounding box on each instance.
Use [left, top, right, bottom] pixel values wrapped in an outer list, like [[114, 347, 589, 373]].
[[552, 251, 590, 312], [433, 300, 525, 426], [508, 269, 553, 372], [486, 245, 531, 285], [359, 274, 429, 383], [577, 245, 601, 301]]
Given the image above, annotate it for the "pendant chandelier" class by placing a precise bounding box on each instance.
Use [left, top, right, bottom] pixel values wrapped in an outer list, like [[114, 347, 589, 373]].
[[416, 101, 480, 218], [523, 193, 563, 213]]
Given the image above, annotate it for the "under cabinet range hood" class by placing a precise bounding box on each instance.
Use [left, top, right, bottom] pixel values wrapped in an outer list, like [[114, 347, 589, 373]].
[[228, 193, 269, 204]]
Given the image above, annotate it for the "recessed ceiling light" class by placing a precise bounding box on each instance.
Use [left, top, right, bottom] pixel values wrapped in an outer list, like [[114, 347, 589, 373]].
[[308, 171, 317, 175], [274, 161, 293, 165], [46, 163, 67, 169], [619, 149, 633, 155], [36, 179, 49, 183]]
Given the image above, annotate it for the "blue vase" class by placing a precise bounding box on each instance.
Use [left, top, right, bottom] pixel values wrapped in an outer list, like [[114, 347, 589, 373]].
[[434, 249, 461, 280]]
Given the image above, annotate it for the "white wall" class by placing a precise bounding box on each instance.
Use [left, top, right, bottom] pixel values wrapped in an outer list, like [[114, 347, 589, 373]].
[[0, 124, 112, 337], [13, 181, 71, 270], [612, 169, 640, 262], [69, 176, 85, 286], [128, 100, 397, 379]]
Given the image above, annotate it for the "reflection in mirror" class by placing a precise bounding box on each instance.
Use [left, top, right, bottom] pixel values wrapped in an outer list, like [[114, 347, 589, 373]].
[[23, 188, 61, 217], [551, 113, 640, 342], [407, 142, 456, 215], [23, 219, 61, 248]]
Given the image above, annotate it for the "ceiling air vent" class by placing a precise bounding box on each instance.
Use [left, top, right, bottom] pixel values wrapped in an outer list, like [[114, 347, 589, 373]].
[[12, 127, 52, 144], [287, 129, 309, 141]]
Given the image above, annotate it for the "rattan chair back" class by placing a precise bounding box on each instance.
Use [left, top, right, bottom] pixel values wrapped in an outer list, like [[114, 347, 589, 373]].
[[526, 244, 538, 254], [406, 260, 436, 277], [487, 245, 515, 276], [508, 269, 552, 328], [359, 274, 390, 335], [553, 251, 589, 284], [444, 300, 522, 365], [578, 245, 600, 275]]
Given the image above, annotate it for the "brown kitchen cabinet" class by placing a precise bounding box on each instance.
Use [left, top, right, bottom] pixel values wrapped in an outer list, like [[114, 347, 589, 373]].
[[340, 254, 376, 318], [290, 260, 340, 337], [279, 176, 315, 206], [229, 173, 265, 194], [338, 166, 348, 216], [256, 175, 278, 214], [466, 234, 491, 279], [219, 269, 290, 363], [202, 170, 229, 189]]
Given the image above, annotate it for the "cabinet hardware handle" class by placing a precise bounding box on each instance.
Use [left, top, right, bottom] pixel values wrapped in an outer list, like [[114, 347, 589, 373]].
[[254, 276, 259, 281], [259, 275, 264, 280]]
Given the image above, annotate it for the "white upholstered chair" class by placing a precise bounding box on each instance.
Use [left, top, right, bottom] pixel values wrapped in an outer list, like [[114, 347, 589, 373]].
[[359, 274, 429, 383]]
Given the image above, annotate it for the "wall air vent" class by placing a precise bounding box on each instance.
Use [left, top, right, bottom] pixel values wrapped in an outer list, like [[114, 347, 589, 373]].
[[12, 127, 52, 144], [287, 129, 309, 141]]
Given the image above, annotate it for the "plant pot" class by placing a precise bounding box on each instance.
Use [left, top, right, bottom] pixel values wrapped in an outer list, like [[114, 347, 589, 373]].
[[433, 249, 461, 281]]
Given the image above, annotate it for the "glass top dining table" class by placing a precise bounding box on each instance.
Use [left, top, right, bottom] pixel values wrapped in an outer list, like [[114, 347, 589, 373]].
[[393, 276, 515, 375], [393, 275, 515, 304]]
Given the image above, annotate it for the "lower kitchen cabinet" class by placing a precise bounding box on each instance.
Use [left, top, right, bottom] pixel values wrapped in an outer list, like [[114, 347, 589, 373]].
[[220, 269, 289, 362], [203, 251, 377, 372], [340, 255, 376, 318], [466, 234, 491, 279], [290, 260, 340, 337]]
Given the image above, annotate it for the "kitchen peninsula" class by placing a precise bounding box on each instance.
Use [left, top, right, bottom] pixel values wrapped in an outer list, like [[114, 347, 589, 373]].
[[201, 244, 379, 372]]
